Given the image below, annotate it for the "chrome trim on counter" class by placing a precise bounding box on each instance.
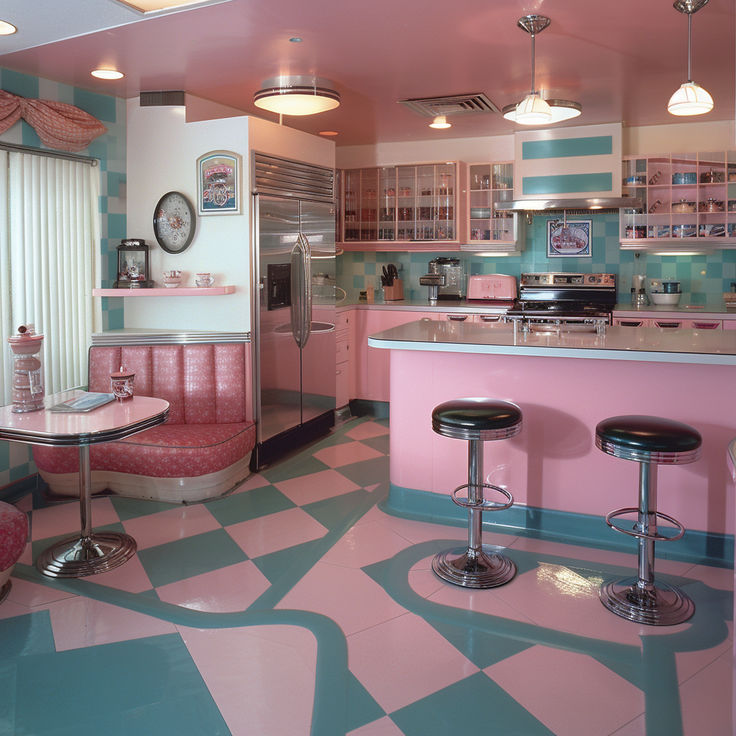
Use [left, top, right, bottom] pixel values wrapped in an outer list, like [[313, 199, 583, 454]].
[[91, 331, 250, 346]]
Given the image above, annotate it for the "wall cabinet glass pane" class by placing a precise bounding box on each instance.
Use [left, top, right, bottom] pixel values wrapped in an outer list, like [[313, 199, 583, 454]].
[[468, 162, 516, 243]]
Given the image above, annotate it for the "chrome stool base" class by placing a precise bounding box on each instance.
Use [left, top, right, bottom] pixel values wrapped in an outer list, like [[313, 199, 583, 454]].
[[432, 544, 517, 589], [36, 532, 137, 578], [600, 577, 694, 626]]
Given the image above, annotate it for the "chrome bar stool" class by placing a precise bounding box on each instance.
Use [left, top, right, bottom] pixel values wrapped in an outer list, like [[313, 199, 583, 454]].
[[431, 398, 522, 589], [596, 415, 702, 625]]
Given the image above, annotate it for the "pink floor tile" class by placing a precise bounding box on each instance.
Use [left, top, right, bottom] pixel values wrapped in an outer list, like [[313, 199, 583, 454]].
[[486, 644, 645, 736], [347, 612, 478, 713], [178, 624, 316, 736], [0, 597, 35, 620], [226, 507, 328, 558], [407, 568, 446, 599], [121, 504, 221, 550], [85, 554, 153, 593], [49, 595, 176, 651], [155, 560, 270, 613], [15, 496, 32, 513], [231, 472, 271, 494], [320, 520, 413, 569], [313, 441, 384, 469], [348, 716, 405, 736], [680, 562, 735, 592], [345, 421, 390, 441], [275, 469, 360, 506], [277, 562, 407, 637], [6, 577, 77, 608], [675, 621, 733, 685], [680, 650, 734, 735], [353, 506, 472, 547], [31, 497, 121, 541]]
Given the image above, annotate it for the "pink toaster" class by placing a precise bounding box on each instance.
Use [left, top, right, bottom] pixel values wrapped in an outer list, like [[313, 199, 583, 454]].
[[466, 274, 517, 301]]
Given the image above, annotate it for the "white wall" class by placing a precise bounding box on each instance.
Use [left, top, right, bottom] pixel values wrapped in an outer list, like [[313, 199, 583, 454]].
[[125, 99, 334, 332]]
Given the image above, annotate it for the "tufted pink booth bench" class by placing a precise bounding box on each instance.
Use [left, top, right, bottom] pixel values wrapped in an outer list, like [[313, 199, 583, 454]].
[[0, 501, 28, 602], [33, 343, 255, 503]]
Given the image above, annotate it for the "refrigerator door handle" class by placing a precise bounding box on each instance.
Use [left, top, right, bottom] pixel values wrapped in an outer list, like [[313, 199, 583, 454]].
[[301, 232, 313, 349], [290, 233, 312, 348]]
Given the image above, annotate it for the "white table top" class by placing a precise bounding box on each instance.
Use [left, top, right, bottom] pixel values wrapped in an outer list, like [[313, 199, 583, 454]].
[[367, 321, 736, 365], [0, 390, 170, 446]]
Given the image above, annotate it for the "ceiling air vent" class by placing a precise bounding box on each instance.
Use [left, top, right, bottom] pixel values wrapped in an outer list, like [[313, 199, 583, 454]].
[[399, 93, 500, 118], [140, 91, 186, 107]]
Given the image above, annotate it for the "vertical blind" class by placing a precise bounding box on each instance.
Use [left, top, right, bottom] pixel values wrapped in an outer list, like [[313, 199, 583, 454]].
[[0, 150, 101, 403]]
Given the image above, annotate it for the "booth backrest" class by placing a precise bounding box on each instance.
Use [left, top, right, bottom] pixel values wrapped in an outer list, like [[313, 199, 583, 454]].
[[88, 344, 247, 425]]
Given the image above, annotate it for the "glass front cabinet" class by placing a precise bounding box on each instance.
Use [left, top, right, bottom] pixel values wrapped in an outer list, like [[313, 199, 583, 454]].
[[620, 151, 736, 248], [341, 163, 466, 247], [466, 162, 519, 251]]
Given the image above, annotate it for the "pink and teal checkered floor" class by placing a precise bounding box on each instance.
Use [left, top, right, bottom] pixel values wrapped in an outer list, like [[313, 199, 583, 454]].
[[1, 415, 733, 735]]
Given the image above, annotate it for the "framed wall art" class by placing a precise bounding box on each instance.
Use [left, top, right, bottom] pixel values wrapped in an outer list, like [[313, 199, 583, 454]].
[[196, 150, 241, 215], [546, 218, 592, 258]]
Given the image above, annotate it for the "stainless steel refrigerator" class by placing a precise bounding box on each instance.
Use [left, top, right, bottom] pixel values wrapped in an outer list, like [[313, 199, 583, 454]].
[[250, 154, 336, 470]]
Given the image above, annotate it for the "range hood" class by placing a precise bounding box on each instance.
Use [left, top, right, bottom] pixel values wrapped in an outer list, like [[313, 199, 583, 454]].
[[496, 196, 642, 212]]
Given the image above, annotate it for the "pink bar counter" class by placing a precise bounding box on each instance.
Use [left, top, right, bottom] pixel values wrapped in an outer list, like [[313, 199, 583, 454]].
[[369, 321, 736, 563]]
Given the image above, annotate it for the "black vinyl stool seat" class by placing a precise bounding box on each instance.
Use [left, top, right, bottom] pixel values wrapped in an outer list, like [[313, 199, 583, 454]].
[[431, 398, 522, 589], [596, 415, 702, 626]]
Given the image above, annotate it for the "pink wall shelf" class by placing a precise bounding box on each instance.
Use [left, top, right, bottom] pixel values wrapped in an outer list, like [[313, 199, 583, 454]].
[[93, 286, 235, 297]]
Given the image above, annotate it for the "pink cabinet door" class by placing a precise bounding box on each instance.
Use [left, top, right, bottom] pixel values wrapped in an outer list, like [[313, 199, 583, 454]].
[[613, 318, 651, 327], [723, 320, 736, 330]]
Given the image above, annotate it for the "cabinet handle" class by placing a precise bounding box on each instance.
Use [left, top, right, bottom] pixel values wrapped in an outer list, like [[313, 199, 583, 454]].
[[478, 315, 500, 323], [447, 314, 468, 321], [692, 322, 719, 329], [655, 321, 681, 328], [619, 320, 643, 327]]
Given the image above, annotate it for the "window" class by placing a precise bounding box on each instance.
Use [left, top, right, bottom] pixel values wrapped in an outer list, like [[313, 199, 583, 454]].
[[0, 150, 101, 403]]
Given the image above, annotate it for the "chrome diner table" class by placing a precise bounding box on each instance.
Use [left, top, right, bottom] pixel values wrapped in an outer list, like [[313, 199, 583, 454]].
[[0, 390, 169, 578]]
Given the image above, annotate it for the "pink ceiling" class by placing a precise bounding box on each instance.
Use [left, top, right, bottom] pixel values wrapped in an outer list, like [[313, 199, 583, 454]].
[[0, 0, 733, 146]]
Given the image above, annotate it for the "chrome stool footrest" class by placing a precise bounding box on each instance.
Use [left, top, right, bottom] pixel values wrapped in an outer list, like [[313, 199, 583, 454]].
[[450, 483, 513, 512], [605, 507, 685, 542], [600, 576, 695, 626], [432, 544, 517, 589]]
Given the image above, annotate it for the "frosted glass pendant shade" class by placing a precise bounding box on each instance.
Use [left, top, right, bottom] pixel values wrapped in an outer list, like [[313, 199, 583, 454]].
[[254, 76, 340, 116], [514, 93, 552, 125], [667, 81, 713, 116]]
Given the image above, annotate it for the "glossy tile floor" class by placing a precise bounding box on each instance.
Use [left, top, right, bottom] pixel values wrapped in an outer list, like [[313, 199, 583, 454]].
[[1, 415, 734, 735]]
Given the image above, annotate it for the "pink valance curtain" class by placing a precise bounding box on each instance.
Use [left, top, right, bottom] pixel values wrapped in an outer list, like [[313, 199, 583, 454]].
[[0, 90, 107, 152]]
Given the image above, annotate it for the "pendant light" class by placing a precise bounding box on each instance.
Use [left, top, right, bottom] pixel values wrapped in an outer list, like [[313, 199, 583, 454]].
[[505, 15, 552, 125], [667, 0, 713, 116], [254, 75, 340, 116]]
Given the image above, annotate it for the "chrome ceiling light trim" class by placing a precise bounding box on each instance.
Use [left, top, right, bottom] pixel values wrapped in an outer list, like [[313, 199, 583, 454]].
[[253, 75, 340, 116], [667, 0, 713, 116], [503, 15, 582, 126]]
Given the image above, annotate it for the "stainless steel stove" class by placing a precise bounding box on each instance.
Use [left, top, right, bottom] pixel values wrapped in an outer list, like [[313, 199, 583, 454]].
[[505, 273, 616, 332]]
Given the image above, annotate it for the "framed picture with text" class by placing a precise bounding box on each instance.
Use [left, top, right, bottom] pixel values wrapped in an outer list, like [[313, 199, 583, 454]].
[[196, 150, 241, 215], [546, 219, 591, 258]]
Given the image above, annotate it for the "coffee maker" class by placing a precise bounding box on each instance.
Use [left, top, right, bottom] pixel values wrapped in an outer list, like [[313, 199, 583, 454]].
[[427, 257, 464, 300]]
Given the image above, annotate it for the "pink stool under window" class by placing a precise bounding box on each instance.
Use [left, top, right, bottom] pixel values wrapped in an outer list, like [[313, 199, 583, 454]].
[[0, 500, 28, 602]]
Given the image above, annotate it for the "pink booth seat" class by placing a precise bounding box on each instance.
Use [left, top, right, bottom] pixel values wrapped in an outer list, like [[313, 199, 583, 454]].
[[33, 343, 256, 503], [0, 500, 29, 602]]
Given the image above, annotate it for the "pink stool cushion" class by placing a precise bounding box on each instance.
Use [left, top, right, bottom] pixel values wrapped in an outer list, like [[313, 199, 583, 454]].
[[0, 501, 28, 572]]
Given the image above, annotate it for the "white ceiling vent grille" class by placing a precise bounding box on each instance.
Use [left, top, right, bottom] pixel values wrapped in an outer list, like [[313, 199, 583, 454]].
[[399, 93, 500, 118]]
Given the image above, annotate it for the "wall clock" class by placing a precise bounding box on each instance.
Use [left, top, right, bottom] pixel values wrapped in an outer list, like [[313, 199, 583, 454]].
[[153, 191, 196, 254]]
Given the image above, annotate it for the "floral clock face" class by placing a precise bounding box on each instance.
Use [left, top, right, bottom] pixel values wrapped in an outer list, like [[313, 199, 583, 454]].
[[153, 191, 196, 254]]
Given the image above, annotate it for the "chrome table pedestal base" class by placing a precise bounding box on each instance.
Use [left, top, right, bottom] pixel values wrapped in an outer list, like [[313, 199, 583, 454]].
[[600, 577, 694, 626], [35, 531, 137, 578], [432, 544, 517, 589], [0, 580, 11, 604]]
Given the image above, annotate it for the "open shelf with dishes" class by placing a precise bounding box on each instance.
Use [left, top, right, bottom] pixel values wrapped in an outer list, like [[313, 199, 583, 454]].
[[620, 151, 736, 249], [340, 162, 466, 250], [463, 161, 521, 253], [93, 286, 235, 297]]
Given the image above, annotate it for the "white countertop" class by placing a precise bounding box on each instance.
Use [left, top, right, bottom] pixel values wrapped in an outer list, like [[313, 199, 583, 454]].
[[368, 320, 736, 365]]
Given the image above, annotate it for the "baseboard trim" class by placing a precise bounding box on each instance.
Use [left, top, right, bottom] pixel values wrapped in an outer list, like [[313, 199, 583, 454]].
[[348, 399, 389, 419], [380, 483, 734, 569]]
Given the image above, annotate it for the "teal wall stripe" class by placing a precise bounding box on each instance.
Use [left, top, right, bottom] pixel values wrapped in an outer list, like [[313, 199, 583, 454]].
[[522, 136, 613, 160], [522, 172, 613, 195], [381, 484, 734, 568]]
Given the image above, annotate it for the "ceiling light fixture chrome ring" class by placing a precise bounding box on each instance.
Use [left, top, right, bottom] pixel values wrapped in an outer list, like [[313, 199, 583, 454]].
[[672, 0, 708, 15], [517, 14, 551, 37]]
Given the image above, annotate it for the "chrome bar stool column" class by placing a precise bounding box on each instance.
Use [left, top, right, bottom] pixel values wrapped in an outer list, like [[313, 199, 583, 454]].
[[596, 415, 701, 625], [431, 398, 522, 589]]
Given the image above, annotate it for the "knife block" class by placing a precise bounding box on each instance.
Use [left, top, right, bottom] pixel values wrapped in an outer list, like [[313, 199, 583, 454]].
[[383, 279, 404, 301]]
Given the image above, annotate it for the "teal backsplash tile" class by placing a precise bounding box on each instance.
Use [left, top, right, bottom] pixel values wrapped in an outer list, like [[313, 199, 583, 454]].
[[73, 88, 118, 123], [1, 69, 39, 98]]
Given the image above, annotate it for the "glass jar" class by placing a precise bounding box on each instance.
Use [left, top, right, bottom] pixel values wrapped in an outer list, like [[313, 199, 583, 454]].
[[110, 367, 135, 401], [8, 325, 44, 413]]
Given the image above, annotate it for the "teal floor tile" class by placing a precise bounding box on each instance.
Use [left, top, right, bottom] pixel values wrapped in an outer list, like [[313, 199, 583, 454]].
[[13, 633, 229, 736], [0, 610, 55, 659], [251, 537, 326, 586], [205, 485, 295, 526], [110, 496, 180, 521], [346, 670, 386, 732], [360, 433, 390, 454], [336, 455, 390, 487], [302, 489, 374, 530], [137, 529, 247, 587], [261, 454, 330, 484], [390, 672, 555, 736]]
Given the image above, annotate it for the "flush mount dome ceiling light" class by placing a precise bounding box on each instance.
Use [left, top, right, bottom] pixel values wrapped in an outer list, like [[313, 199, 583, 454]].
[[429, 115, 452, 129], [667, 0, 713, 116], [503, 15, 582, 126], [0, 20, 17, 35], [253, 75, 340, 116]]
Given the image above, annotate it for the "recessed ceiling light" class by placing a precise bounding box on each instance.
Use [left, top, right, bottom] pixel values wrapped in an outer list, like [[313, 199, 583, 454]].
[[91, 69, 125, 80], [318, 131, 339, 136], [114, 0, 214, 12], [0, 20, 17, 35], [429, 115, 451, 129]]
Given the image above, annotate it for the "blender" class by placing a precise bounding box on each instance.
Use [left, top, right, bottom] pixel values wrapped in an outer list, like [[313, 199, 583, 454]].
[[631, 274, 648, 307]]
